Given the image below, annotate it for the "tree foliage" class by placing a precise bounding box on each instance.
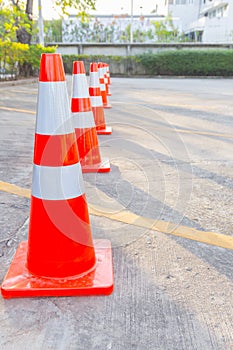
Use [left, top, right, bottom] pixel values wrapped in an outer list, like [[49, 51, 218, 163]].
[[43, 19, 63, 42], [151, 13, 180, 42], [0, 0, 96, 44], [0, 0, 32, 42], [61, 12, 184, 44], [0, 40, 56, 78], [55, 0, 95, 18]]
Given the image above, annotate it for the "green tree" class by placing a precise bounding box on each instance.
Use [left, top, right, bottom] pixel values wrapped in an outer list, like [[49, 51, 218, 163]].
[[0, 1, 32, 42], [43, 19, 62, 42], [1, 0, 96, 44], [151, 13, 180, 42], [123, 24, 130, 42], [54, 0, 95, 18]]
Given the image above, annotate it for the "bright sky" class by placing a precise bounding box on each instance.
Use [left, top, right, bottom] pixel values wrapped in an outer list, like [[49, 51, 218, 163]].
[[34, 0, 166, 20], [90, 0, 166, 15]]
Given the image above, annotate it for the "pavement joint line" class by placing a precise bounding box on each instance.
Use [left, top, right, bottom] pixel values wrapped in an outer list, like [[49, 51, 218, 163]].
[[155, 102, 219, 111], [173, 128, 233, 139], [0, 180, 233, 251], [0, 106, 36, 115], [9, 89, 37, 94], [141, 105, 233, 138], [114, 100, 219, 111], [1, 104, 232, 139], [144, 126, 233, 139]]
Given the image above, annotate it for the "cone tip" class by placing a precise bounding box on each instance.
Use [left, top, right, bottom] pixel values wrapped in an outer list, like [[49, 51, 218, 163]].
[[39, 53, 65, 82], [73, 61, 86, 74], [90, 62, 98, 73]]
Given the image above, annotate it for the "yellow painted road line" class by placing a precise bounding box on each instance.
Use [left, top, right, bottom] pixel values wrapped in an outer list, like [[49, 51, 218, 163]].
[[89, 206, 233, 250], [0, 180, 233, 251], [0, 181, 30, 199], [0, 106, 36, 115]]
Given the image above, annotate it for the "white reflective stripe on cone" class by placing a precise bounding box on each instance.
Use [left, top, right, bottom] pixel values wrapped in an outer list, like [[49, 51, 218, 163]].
[[98, 68, 104, 78], [89, 71, 100, 87], [90, 96, 103, 107], [99, 83, 105, 91], [72, 111, 96, 129], [32, 163, 85, 200], [36, 82, 74, 135], [72, 74, 89, 98]]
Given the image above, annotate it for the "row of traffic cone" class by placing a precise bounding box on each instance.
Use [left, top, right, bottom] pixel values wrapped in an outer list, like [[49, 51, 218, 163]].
[[1, 54, 114, 298], [72, 60, 112, 173], [89, 62, 112, 134]]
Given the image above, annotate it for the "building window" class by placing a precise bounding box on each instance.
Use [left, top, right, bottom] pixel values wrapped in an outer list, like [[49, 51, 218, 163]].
[[176, 0, 186, 4], [209, 9, 216, 18]]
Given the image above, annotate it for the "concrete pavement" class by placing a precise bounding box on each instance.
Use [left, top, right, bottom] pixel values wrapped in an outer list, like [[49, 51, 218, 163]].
[[0, 77, 232, 350]]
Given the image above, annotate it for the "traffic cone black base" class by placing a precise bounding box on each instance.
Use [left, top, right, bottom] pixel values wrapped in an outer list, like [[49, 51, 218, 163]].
[[1, 240, 113, 298]]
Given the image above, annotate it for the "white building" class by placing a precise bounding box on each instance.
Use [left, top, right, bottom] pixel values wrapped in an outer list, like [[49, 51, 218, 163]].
[[166, 0, 200, 33], [166, 0, 233, 42]]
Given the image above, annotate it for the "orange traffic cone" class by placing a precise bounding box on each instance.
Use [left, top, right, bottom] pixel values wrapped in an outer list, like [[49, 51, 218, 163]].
[[104, 63, 112, 96], [1, 53, 113, 298], [98, 62, 112, 109], [89, 62, 112, 135], [71, 61, 110, 173]]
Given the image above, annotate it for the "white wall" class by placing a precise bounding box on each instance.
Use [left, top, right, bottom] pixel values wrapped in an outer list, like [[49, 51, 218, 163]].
[[203, 17, 233, 42], [201, 1, 233, 42], [167, 0, 201, 31]]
